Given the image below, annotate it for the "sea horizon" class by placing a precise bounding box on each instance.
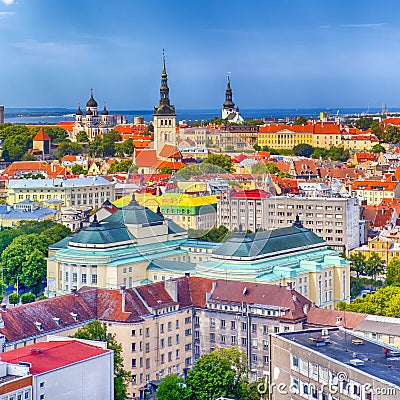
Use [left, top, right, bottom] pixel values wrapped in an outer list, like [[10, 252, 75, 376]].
[[3, 106, 400, 125]]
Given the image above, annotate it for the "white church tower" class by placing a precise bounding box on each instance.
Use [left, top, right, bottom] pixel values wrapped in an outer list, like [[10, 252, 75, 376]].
[[153, 51, 176, 155], [222, 73, 243, 123]]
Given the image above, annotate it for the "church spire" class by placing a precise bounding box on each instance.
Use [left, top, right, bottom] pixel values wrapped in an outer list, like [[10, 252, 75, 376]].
[[154, 50, 175, 116], [223, 72, 235, 109]]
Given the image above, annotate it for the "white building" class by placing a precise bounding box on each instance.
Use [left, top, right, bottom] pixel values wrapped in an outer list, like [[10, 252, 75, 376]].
[[0, 337, 114, 400], [7, 176, 115, 208]]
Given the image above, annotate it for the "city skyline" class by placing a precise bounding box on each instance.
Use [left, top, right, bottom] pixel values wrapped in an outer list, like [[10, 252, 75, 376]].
[[1, 0, 400, 109]]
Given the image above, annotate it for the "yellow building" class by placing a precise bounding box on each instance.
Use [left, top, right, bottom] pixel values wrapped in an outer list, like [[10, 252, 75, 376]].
[[134, 192, 218, 230], [351, 233, 400, 265], [352, 177, 400, 206], [258, 124, 313, 149]]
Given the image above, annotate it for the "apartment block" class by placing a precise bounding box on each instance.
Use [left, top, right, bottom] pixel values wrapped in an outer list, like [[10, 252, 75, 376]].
[[7, 176, 115, 208], [218, 191, 361, 253], [270, 327, 400, 400]]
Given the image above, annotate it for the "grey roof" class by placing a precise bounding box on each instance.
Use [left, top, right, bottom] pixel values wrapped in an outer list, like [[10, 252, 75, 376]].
[[354, 319, 400, 336], [104, 198, 165, 226], [280, 328, 400, 388], [1, 207, 58, 221], [69, 221, 135, 246], [8, 176, 113, 189], [213, 225, 325, 258], [147, 259, 196, 273], [166, 218, 186, 234]]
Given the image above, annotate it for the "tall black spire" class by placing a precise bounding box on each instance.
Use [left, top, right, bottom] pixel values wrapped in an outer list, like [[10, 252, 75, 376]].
[[223, 73, 235, 109], [154, 50, 175, 116]]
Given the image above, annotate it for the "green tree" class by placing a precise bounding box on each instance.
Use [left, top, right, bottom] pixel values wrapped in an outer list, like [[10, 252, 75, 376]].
[[71, 164, 88, 175], [76, 131, 89, 142], [365, 253, 384, 280], [383, 125, 399, 143], [371, 143, 385, 153], [22, 249, 47, 295], [355, 117, 374, 131], [311, 147, 328, 159], [386, 257, 400, 285], [185, 347, 252, 400], [22, 152, 37, 161], [108, 160, 133, 174], [101, 131, 121, 157], [348, 252, 367, 278], [253, 144, 261, 151], [21, 293, 36, 304], [2, 130, 34, 161], [294, 116, 308, 125], [8, 292, 19, 306], [293, 143, 314, 157], [203, 154, 235, 173], [155, 374, 191, 400], [57, 141, 83, 159], [72, 321, 131, 400], [88, 136, 103, 157], [327, 146, 350, 162], [370, 121, 384, 141], [159, 166, 173, 174]]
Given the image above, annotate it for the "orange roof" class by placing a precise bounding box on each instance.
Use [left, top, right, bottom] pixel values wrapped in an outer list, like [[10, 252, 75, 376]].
[[57, 122, 75, 131], [33, 128, 51, 141], [159, 144, 181, 159], [154, 160, 185, 171], [61, 155, 78, 162], [313, 122, 341, 134], [352, 178, 399, 192], [2, 161, 67, 178], [135, 149, 158, 168]]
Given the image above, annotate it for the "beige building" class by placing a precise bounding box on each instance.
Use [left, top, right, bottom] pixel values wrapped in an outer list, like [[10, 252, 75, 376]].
[[7, 176, 115, 208]]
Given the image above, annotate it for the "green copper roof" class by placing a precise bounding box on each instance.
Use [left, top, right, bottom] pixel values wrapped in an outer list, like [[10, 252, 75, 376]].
[[104, 198, 165, 226], [69, 221, 135, 246], [147, 259, 196, 273], [213, 225, 325, 259], [166, 218, 186, 234]]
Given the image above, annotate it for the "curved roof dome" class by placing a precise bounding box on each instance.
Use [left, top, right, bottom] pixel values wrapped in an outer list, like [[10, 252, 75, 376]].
[[76, 104, 83, 116], [86, 90, 98, 108]]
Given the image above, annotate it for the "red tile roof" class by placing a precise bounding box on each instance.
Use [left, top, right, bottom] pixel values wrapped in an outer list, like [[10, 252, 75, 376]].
[[293, 159, 318, 175], [231, 189, 270, 199], [135, 149, 158, 168], [159, 144, 181, 159], [209, 280, 311, 321], [33, 128, 51, 141], [0, 340, 109, 375], [2, 161, 67, 178], [306, 307, 367, 329]]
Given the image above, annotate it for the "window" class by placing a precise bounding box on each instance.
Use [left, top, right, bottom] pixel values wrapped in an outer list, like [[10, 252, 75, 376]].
[[210, 333, 215, 342], [145, 343, 150, 353], [168, 336, 172, 346], [145, 327, 149, 337], [231, 321, 236, 330], [242, 322, 247, 331], [252, 323, 257, 333], [161, 354, 165, 363], [231, 336, 236, 344], [160, 339, 165, 349], [263, 325, 268, 335], [185, 317, 191, 324], [160, 324, 164, 333], [241, 337, 247, 346], [221, 319, 226, 329], [146, 358, 150, 369], [168, 321, 172, 331], [168, 351, 172, 362], [185, 329, 191, 336], [40, 382, 45, 388], [210, 318, 215, 327], [131, 329, 136, 336], [131, 359, 136, 368], [131, 343, 136, 352], [176, 320, 179, 329], [176, 334, 179, 344], [291, 356, 299, 368], [91, 274, 97, 284]]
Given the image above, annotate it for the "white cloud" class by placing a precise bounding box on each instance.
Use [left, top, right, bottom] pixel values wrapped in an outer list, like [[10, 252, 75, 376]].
[[0, 11, 14, 18], [1, 0, 15, 5], [341, 23, 385, 28]]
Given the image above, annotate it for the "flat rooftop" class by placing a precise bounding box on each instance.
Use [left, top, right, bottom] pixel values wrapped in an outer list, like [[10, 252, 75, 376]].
[[280, 328, 400, 388]]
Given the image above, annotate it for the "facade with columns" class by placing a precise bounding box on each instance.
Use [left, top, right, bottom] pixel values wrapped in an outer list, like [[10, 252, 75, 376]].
[[72, 90, 120, 141], [46, 197, 189, 296], [153, 56, 177, 155]]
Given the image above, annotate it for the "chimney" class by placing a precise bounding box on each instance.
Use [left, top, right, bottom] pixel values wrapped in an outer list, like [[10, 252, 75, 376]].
[[286, 282, 293, 290], [71, 286, 78, 296], [120, 285, 126, 313], [303, 304, 309, 315], [164, 279, 178, 302], [0, 304, 7, 312]]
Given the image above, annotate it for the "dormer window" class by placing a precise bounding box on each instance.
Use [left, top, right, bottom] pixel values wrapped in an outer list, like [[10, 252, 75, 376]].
[[70, 312, 78, 321], [52, 317, 61, 326], [35, 321, 43, 331]]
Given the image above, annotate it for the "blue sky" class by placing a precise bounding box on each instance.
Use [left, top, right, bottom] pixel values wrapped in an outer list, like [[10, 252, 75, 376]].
[[1, 0, 400, 109]]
